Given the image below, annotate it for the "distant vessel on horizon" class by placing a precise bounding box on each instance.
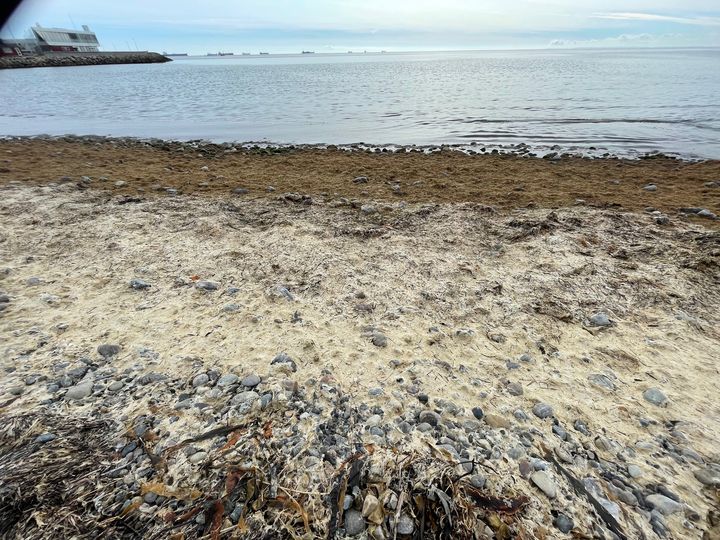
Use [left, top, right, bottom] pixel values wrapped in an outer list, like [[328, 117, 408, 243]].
[[241, 52, 251, 56], [163, 52, 188, 56], [259, 52, 269, 55], [301, 51, 315, 54], [207, 52, 234, 56]]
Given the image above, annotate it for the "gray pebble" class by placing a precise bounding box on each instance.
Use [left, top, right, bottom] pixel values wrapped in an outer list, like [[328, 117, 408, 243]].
[[531, 471, 557, 499], [554, 513, 574, 533], [271, 352, 297, 372], [97, 344, 121, 358], [471, 407, 484, 420], [129, 278, 151, 290], [643, 184, 658, 191], [242, 374, 261, 387], [588, 373, 616, 391], [506, 382, 523, 396], [368, 387, 384, 396], [371, 332, 387, 347], [217, 373, 239, 387], [188, 451, 208, 464], [396, 513, 414, 535], [192, 373, 209, 387], [195, 280, 219, 291], [532, 403, 554, 419], [108, 380, 124, 392], [643, 388, 668, 407], [419, 410, 441, 426], [694, 467, 720, 487], [35, 432, 56, 443], [344, 509, 365, 535], [646, 494, 683, 515], [589, 312, 611, 327], [8, 386, 24, 396], [64, 382, 93, 400]]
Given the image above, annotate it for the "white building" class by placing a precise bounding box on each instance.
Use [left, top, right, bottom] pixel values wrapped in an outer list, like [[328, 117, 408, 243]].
[[31, 24, 100, 52]]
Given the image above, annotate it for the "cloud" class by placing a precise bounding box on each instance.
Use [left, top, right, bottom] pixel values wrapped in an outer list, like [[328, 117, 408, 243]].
[[549, 32, 686, 47], [593, 12, 720, 26]]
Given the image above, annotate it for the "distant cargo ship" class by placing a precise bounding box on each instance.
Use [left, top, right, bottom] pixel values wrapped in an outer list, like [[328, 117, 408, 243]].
[[259, 52, 269, 55], [241, 52, 251, 56], [301, 51, 315, 54], [163, 52, 188, 56], [207, 52, 234, 56]]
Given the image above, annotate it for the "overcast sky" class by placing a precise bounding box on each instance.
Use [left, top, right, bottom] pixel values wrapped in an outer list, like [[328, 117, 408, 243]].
[[2, 0, 719, 53]]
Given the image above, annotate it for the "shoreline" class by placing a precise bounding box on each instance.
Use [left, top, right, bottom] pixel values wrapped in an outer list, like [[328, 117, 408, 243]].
[[1, 137, 720, 538], [1, 133, 714, 162], [1, 136, 718, 223]]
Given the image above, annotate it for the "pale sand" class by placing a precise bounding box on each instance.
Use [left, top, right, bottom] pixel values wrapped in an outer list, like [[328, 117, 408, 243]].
[[1, 179, 719, 537]]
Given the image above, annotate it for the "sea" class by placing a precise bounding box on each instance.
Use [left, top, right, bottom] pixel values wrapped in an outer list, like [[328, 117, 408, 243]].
[[1, 48, 719, 159]]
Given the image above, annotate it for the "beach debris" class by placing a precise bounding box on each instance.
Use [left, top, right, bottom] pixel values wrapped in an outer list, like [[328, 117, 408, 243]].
[[643, 183, 658, 191], [352, 176, 368, 184]]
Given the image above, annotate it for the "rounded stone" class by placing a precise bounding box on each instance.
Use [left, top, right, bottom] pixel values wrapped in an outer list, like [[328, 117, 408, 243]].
[[419, 410, 440, 427], [396, 513, 414, 535], [554, 513, 574, 533], [694, 467, 720, 487], [64, 382, 93, 400], [241, 374, 261, 387], [217, 373, 239, 387], [344, 509, 365, 536], [192, 373, 209, 387], [97, 344, 121, 358], [589, 312, 611, 327], [471, 407, 484, 420], [532, 403, 554, 419], [188, 451, 208, 464], [531, 471, 557, 499], [643, 388, 668, 406]]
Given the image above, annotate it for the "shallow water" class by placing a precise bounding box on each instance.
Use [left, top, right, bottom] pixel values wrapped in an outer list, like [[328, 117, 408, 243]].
[[1, 48, 719, 158]]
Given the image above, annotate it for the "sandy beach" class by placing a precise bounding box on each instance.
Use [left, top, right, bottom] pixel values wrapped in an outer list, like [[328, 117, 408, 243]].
[[1, 137, 719, 539]]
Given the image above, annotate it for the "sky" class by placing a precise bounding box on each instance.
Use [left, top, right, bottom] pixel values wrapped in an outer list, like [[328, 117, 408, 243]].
[[2, 0, 719, 53]]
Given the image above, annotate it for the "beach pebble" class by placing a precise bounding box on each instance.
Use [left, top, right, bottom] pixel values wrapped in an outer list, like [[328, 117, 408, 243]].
[[694, 467, 720, 487], [344, 509, 365, 536], [589, 312, 611, 327], [108, 381, 124, 392], [643, 184, 658, 192], [419, 410, 440, 427], [697, 209, 718, 219], [353, 176, 369, 184], [553, 513, 574, 533], [643, 388, 668, 407], [532, 403, 554, 419], [64, 381, 93, 400], [8, 386, 23, 396], [627, 464, 643, 478], [371, 332, 387, 347], [26, 277, 42, 286], [192, 373, 209, 387], [217, 373, 239, 387], [195, 280, 219, 291], [129, 278, 151, 290], [471, 407, 484, 420], [188, 451, 208, 464], [271, 352, 297, 372], [646, 494, 683, 515], [35, 433, 57, 443], [242, 374, 261, 387], [396, 513, 414, 535], [531, 471, 557, 499], [506, 382, 523, 396], [588, 373, 615, 391], [97, 344, 121, 358]]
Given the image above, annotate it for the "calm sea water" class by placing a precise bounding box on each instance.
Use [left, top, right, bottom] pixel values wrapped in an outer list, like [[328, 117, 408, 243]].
[[1, 48, 719, 158]]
